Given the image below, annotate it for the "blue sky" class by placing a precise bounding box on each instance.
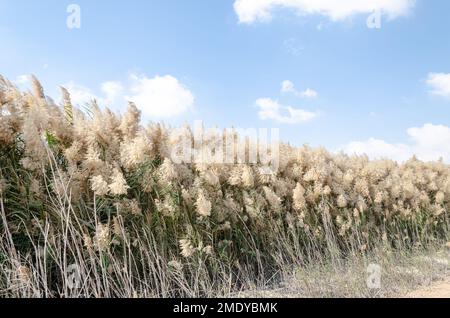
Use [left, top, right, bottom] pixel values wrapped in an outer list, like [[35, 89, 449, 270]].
[[1, 0, 450, 161]]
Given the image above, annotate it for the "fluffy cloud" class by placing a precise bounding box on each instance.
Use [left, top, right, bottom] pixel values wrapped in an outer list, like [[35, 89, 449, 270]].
[[281, 80, 295, 93], [101, 81, 124, 105], [14, 75, 30, 85], [126, 75, 194, 118], [234, 0, 415, 24], [281, 80, 317, 98], [63, 81, 100, 106], [426, 73, 450, 98], [300, 88, 318, 98], [256, 97, 318, 124], [344, 138, 411, 162], [62, 74, 194, 118], [343, 124, 450, 163]]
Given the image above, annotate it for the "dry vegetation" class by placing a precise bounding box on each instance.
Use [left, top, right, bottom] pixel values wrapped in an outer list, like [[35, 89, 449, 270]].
[[0, 75, 449, 297]]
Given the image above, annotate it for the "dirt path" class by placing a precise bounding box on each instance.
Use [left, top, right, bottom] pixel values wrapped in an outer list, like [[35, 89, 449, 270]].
[[406, 277, 450, 298]]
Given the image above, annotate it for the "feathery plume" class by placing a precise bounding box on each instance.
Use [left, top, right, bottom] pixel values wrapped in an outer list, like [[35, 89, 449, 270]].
[[109, 168, 129, 196]]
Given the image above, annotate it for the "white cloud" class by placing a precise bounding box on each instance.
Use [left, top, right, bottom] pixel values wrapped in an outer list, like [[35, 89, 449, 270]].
[[300, 88, 318, 98], [234, 0, 415, 24], [61, 74, 194, 118], [343, 124, 450, 163], [256, 97, 318, 124], [63, 81, 100, 106], [426, 73, 450, 98], [281, 80, 295, 93], [281, 80, 317, 98], [101, 81, 124, 105], [14, 75, 30, 85], [126, 74, 194, 118], [344, 138, 411, 162]]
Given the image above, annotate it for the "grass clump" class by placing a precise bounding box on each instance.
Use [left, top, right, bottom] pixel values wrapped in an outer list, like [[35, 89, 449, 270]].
[[0, 75, 449, 297]]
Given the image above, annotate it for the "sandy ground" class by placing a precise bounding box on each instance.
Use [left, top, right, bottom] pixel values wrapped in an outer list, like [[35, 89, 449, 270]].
[[406, 277, 450, 298]]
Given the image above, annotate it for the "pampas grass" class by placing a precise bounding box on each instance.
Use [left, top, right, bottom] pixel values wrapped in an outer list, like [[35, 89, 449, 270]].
[[0, 75, 449, 297]]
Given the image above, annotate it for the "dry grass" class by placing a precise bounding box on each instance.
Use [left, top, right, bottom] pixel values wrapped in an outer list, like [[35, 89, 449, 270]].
[[237, 244, 450, 298], [1, 75, 450, 298]]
